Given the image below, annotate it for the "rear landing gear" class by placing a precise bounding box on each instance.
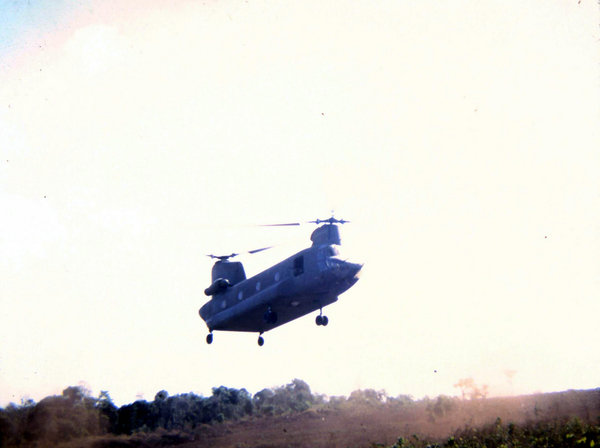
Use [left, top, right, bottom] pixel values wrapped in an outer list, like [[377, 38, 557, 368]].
[[206, 333, 213, 344], [316, 313, 329, 326]]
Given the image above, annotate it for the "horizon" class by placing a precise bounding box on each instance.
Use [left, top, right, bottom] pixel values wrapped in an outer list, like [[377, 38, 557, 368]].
[[5, 376, 597, 409]]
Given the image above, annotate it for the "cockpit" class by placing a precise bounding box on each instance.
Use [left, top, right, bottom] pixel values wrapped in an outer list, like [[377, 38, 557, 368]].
[[317, 245, 345, 272], [324, 245, 340, 257], [318, 244, 362, 282]]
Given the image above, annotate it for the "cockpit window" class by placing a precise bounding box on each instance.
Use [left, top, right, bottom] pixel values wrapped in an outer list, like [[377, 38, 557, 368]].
[[326, 246, 340, 257], [319, 245, 340, 258], [317, 246, 341, 272], [326, 256, 344, 270]]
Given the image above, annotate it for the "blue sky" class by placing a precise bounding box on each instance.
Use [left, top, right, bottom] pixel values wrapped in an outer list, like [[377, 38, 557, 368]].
[[1, 1, 71, 60]]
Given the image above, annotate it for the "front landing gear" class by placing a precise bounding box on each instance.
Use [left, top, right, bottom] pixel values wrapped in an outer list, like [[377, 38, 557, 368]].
[[206, 333, 213, 344], [316, 313, 329, 326], [258, 333, 265, 347]]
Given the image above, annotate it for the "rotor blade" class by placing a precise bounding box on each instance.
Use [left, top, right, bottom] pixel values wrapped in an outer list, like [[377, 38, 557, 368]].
[[206, 253, 238, 260], [259, 222, 301, 227], [207, 246, 273, 261], [247, 246, 273, 255], [310, 217, 350, 225]]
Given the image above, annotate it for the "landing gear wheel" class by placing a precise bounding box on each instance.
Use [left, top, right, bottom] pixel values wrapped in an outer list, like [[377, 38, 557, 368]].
[[206, 333, 213, 345], [258, 336, 265, 347], [316, 314, 329, 326]]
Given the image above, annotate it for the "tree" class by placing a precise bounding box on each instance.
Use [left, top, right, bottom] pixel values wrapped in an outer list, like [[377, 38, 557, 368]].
[[16, 387, 104, 444], [155, 390, 169, 401], [454, 378, 475, 400], [348, 389, 386, 406], [96, 390, 118, 434], [453, 378, 489, 400], [253, 379, 316, 415], [388, 394, 414, 406], [283, 379, 314, 412], [253, 388, 275, 415], [425, 395, 458, 422], [62, 386, 86, 403], [204, 386, 253, 422], [116, 400, 157, 434]]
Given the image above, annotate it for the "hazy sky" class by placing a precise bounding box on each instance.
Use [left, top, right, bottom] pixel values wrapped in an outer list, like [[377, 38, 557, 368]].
[[1, 0, 599, 407]]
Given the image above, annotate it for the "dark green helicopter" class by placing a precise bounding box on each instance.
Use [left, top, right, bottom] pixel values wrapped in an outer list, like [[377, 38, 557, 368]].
[[199, 217, 363, 346]]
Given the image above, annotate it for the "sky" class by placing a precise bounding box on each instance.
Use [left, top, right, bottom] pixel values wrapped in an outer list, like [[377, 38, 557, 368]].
[[1, 0, 599, 407]]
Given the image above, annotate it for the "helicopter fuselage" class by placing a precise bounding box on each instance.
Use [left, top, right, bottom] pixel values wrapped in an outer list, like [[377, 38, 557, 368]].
[[199, 242, 362, 334]]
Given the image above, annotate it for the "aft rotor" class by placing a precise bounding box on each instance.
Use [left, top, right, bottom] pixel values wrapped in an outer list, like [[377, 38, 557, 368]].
[[206, 246, 273, 262]]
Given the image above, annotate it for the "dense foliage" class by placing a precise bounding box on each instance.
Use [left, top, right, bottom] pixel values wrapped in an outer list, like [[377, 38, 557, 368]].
[[378, 417, 600, 448], [1, 382, 598, 448], [0, 379, 322, 446]]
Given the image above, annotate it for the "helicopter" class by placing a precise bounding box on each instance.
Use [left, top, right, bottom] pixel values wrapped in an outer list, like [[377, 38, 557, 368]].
[[199, 217, 363, 346]]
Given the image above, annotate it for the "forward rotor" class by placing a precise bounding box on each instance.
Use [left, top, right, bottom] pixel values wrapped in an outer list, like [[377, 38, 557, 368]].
[[260, 215, 350, 227], [206, 246, 273, 262]]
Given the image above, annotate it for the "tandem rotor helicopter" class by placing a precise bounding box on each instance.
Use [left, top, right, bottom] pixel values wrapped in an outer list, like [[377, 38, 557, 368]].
[[199, 216, 363, 346]]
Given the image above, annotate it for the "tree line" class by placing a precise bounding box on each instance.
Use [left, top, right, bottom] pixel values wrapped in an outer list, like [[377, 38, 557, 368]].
[[1, 376, 492, 446], [1, 379, 374, 446], [4, 379, 596, 447]]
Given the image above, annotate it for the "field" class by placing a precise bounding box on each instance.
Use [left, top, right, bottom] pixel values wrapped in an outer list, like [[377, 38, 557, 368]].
[[2, 385, 599, 448], [176, 390, 600, 448]]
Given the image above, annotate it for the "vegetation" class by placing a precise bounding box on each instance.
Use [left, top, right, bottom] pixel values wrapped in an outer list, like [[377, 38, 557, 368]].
[[0, 379, 320, 446], [1, 381, 598, 448], [378, 416, 600, 448]]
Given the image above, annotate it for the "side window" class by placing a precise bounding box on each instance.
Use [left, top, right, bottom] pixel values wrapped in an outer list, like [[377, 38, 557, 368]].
[[293, 256, 304, 276]]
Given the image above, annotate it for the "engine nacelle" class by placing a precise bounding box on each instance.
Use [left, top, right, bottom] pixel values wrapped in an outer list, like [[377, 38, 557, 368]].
[[204, 278, 231, 296]]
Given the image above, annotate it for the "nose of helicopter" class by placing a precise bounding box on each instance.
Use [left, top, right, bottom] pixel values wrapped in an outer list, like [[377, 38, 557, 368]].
[[348, 262, 363, 280], [331, 260, 363, 281]]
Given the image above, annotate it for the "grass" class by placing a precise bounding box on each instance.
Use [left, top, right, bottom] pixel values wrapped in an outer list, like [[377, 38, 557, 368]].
[[4, 388, 599, 448]]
